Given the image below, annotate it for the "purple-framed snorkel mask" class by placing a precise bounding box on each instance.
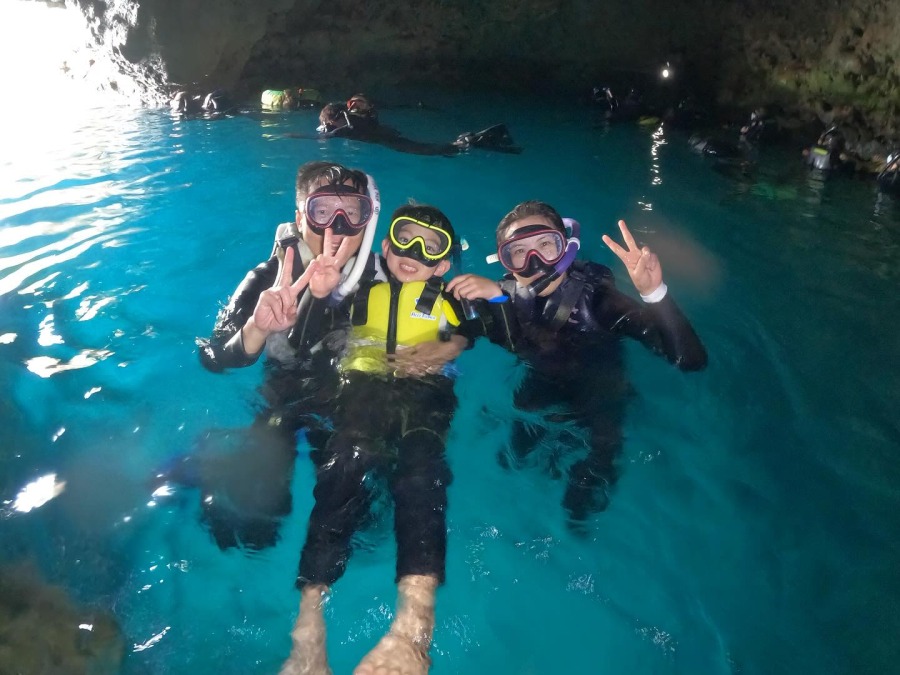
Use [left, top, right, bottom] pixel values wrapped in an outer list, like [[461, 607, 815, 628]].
[[487, 218, 581, 295]]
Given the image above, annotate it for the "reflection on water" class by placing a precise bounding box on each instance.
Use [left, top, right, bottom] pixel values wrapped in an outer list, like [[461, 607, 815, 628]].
[[1, 100, 899, 674]]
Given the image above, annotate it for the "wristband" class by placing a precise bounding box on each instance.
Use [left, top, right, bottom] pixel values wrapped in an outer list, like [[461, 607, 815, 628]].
[[640, 283, 668, 303]]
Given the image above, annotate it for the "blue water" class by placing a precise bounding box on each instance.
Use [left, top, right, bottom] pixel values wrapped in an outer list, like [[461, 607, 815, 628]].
[[2, 93, 900, 675]]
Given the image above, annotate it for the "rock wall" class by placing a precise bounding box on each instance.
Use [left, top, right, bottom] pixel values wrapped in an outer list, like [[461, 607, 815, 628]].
[[69, 0, 900, 142], [716, 0, 900, 148]]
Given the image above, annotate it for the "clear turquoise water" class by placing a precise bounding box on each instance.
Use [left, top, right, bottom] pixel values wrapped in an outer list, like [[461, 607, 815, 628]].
[[2, 93, 899, 674]]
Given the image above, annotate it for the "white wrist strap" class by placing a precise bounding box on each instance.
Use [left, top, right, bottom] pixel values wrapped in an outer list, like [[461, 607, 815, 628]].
[[640, 283, 668, 303]]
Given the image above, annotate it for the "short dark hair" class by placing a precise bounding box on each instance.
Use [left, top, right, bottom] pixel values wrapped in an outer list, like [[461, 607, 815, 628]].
[[496, 200, 564, 243], [391, 204, 456, 251], [295, 161, 367, 209], [318, 102, 347, 127]]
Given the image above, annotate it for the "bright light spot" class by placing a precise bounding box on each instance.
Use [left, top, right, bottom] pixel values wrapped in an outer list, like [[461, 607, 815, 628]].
[[52, 427, 66, 442], [661, 68, 670, 79], [25, 348, 114, 378], [84, 387, 102, 399], [37, 314, 64, 347], [152, 484, 174, 498], [0, 334, 16, 344], [76, 296, 116, 322], [63, 282, 90, 301], [12, 474, 66, 513], [79, 624, 94, 631], [0, 1, 114, 125]]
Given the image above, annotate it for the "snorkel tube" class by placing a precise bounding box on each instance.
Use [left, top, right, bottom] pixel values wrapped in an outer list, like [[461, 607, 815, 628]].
[[333, 173, 380, 301], [487, 217, 581, 297]]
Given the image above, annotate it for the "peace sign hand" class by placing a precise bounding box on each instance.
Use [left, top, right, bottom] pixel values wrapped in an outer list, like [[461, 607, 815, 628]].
[[307, 228, 357, 298], [601, 220, 664, 296], [252, 246, 317, 334]]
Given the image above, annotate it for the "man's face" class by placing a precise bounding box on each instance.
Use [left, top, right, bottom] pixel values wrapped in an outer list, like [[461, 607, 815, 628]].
[[297, 177, 365, 263]]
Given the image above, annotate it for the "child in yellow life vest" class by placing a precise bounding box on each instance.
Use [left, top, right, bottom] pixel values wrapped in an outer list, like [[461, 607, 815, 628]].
[[281, 205, 471, 675]]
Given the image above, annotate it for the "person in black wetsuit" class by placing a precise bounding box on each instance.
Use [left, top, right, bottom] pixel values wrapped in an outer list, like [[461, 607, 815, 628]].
[[877, 151, 900, 196], [280, 206, 472, 675], [169, 89, 234, 118], [803, 125, 847, 172], [165, 162, 386, 551], [447, 201, 707, 524], [304, 93, 522, 157]]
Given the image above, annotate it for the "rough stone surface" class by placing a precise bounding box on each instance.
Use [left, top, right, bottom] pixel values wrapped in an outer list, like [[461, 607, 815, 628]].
[[716, 0, 900, 153], [66, 0, 900, 145]]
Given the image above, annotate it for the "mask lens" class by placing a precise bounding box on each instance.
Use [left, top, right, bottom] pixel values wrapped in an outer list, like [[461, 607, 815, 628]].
[[305, 187, 372, 230], [389, 217, 453, 264], [498, 228, 565, 272]]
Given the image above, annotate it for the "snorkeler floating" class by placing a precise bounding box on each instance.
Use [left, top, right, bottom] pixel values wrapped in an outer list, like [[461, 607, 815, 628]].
[[168, 89, 235, 118], [292, 93, 522, 157], [447, 202, 707, 522]]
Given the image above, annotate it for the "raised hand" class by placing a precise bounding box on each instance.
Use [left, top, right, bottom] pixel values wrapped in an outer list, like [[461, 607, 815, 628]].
[[601, 220, 664, 296], [308, 228, 357, 298], [252, 246, 317, 334]]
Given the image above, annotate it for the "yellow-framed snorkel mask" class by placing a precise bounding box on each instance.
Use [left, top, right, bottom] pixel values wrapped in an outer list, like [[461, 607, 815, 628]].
[[388, 216, 455, 267]]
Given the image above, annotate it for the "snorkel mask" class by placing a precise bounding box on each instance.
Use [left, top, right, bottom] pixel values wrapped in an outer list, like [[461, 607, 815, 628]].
[[304, 184, 374, 236], [388, 216, 455, 268], [488, 218, 581, 295]]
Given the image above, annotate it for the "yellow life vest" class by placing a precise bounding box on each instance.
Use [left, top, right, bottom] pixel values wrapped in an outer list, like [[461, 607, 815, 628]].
[[343, 279, 460, 374]]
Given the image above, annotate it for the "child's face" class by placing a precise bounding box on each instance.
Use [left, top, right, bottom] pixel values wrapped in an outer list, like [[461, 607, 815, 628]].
[[382, 221, 451, 282]]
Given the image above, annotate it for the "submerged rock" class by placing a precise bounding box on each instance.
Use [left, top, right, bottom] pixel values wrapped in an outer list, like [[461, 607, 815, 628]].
[[0, 562, 124, 675]]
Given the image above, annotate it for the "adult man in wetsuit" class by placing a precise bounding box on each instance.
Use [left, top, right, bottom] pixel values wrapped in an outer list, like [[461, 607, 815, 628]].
[[175, 162, 375, 550], [182, 162, 465, 550], [310, 93, 522, 157], [447, 201, 707, 524]]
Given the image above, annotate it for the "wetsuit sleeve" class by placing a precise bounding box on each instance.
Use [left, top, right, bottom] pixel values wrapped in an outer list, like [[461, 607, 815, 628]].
[[452, 299, 520, 352], [197, 257, 278, 372], [591, 273, 707, 371]]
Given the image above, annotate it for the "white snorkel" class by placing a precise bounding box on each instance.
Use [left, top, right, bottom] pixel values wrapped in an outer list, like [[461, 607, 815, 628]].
[[334, 172, 381, 300]]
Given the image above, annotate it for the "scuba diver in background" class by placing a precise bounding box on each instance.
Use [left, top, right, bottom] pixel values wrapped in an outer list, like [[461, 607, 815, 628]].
[[877, 152, 900, 196], [592, 86, 645, 124], [447, 201, 706, 525], [280, 206, 474, 675], [305, 93, 523, 157], [803, 125, 848, 172], [261, 87, 323, 110], [169, 88, 234, 118], [688, 132, 746, 160], [740, 106, 785, 144]]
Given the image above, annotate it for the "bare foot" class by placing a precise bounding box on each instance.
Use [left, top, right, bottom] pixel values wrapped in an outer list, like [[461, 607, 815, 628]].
[[354, 575, 438, 675], [280, 585, 332, 675], [353, 632, 431, 675]]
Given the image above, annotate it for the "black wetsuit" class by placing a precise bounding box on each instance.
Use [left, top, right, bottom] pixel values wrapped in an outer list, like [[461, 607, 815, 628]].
[[877, 160, 900, 195], [297, 273, 470, 588], [460, 261, 706, 521], [186, 227, 374, 550], [309, 107, 522, 157]]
